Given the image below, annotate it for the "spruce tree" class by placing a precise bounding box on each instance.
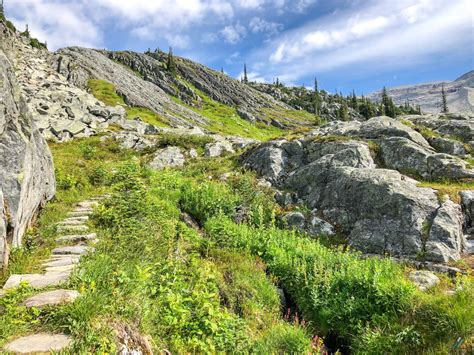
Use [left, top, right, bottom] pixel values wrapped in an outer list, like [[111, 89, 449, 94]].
[[441, 84, 449, 113], [167, 47, 177, 75], [243, 63, 248, 84], [351, 90, 358, 110], [313, 77, 321, 115], [339, 103, 349, 121]]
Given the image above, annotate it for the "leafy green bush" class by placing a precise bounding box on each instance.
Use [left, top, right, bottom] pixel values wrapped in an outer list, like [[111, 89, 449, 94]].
[[155, 132, 214, 150], [88, 165, 109, 186], [55, 167, 79, 190], [80, 144, 97, 160], [204, 216, 474, 353], [179, 181, 240, 224]]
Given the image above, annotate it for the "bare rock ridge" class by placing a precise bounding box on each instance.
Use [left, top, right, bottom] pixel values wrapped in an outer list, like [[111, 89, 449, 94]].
[[368, 70, 474, 114], [52, 47, 300, 129], [0, 25, 55, 268], [242, 116, 473, 262]]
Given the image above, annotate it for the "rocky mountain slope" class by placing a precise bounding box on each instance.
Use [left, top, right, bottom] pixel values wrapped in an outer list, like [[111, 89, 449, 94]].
[[243, 116, 474, 262], [368, 70, 474, 114], [0, 15, 474, 354], [0, 23, 55, 268]]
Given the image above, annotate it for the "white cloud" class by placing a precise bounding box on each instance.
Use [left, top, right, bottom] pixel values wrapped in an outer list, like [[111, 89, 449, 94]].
[[249, 17, 283, 35], [237, 0, 266, 10], [258, 0, 472, 82], [7, 1, 101, 50], [220, 22, 247, 44]]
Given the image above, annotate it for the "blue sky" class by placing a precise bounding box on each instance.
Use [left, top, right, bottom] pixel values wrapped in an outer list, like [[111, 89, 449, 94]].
[[7, 0, 473, 94]]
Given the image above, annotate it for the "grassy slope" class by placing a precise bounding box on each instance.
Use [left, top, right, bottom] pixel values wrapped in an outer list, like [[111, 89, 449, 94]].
[[88, 76, 314, 141], [1, 136, 472, 353], [87, 79, 170, 128]]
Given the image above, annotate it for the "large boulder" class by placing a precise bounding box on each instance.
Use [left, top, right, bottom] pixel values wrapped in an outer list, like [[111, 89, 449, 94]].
[[149, 146, 185, 170], [429, 137, 468, 157], [0, 50, 55, 268], [243, 136, 465, 262], [380, 137, 433, 178]]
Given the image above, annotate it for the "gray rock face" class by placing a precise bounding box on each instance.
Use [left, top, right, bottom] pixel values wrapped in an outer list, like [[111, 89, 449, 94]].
[[242, 126, 467, 261], [0, 49, 55, 268], [426, 200, 464, 262], [429, 137, 467, 156], [149, 146, 185, 170], [367, 71, 474, 114], [53, 47, 209, 128], [426, 154, 474, 180], [380, 137, 474, 180], [380, 137, 433, 178], [460, 191, 474, 235]]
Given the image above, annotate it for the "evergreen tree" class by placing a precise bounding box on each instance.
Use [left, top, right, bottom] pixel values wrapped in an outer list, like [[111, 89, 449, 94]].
[[167, 47, 177, 75], [381, 86, 396, 117], [339, 103, 349, 121], [441, 84, 449, 113], [313, 77, 321, 115], [243, 63, 248, 84], [351, 90, 358, 110]]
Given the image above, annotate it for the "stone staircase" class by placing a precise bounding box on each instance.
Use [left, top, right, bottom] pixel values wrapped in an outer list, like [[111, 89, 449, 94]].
[[1, 198, 101, 354]]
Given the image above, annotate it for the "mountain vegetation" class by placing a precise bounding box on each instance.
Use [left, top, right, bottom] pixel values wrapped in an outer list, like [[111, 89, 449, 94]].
[[0, 16, 473, 354]]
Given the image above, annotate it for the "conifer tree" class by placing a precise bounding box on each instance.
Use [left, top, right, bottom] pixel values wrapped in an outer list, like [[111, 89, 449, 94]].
[[351, 90, 358, 110], [441, 84, 449, 113], [167, 47, 177, 75], [339, 103, 349, 121], [313, 77, 321, 115], [243, 63, 248, 84]]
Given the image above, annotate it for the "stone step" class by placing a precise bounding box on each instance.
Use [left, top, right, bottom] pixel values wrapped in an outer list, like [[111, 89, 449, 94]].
[[68, 211, 92, 217], [57, 225, 89, 233], [3, 272, 70, 290], [52, 245, 93, 256], [64, 215, 89, 222], [42, 258, 80, 268], [3, 333, 72, 353], [57, 219, 87, 226], [77, 201, 98, 208], [45, 264, 77, 273], [74, 207, 94, 213], [23, 289, 80, 309], [55, 233, 97, 244]]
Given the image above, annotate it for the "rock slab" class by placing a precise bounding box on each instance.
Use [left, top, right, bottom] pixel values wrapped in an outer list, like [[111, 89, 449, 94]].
[[3, 333, 72, 353]]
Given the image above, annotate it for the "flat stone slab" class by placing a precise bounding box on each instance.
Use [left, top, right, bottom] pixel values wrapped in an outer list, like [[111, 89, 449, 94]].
[[73, 207, 93, 213], [24, 289, 80, 308], [57, 225, 89, 233], [52, 245, 92, 255], [3, 272, 70, 290], [56, 233, 97, 244], [43, 256, 81, 267], [45, 264, 77, 273], [57, 219, 87, 226], [3, 333, 72, 353], [77, 201, 98, 208], [68, 211, 92, 217], [64, 216, 89, 222]]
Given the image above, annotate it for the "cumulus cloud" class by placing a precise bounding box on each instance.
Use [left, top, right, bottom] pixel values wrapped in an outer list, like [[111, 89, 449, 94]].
[[264, 0, 471, 81], [7, 1, 102, 49], [249, 17, 283, 35], [220, 22, 247, 44]]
